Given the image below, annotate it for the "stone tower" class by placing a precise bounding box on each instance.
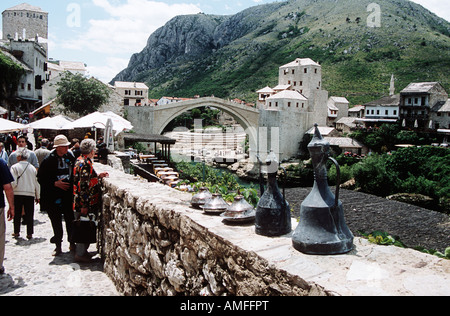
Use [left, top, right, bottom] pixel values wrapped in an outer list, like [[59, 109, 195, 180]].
[[278, 58, 323, 100], [2, 3, 48, 52], [257, 58, 329, 161]]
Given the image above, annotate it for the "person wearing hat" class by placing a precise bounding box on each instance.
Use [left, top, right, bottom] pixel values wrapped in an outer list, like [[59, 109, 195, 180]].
[[37, 135, 76, 256]]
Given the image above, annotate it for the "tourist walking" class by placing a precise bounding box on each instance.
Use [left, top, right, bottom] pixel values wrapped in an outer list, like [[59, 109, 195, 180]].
[[0, 158, 14, 274], [0, 142, 8, 162], [10, 148, 40, 239], [7, 135, 39, 169], [35, 138, 51, 167], [37, 135, 76, 256], [73, 139, 108, 262], [71, 138, 81, 159]]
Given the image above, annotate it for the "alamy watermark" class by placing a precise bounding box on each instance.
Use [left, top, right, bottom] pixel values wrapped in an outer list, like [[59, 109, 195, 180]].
[[67, 3, 81, 28], [367, 3, 382, 28]]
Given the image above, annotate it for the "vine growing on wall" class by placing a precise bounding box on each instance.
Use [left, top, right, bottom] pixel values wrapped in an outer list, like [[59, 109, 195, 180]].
[[0, 51, 25, 101]]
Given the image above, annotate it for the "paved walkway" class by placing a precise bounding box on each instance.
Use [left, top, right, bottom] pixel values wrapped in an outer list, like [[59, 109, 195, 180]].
[[0, 202, 120, 296]]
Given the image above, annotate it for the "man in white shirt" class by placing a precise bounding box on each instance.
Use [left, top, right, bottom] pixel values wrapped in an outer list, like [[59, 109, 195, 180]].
[[7, 136, 39, 169]]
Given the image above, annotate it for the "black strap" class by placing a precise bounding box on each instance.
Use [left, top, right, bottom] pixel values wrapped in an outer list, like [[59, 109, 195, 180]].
[[16, 162, 30, 186]]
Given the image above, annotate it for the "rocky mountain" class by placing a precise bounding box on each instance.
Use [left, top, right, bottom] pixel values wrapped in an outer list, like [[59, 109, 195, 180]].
[[111, 0, 450, 105]]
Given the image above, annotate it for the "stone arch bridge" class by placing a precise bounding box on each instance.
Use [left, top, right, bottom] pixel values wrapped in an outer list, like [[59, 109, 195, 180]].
[[125, 97, 261, 160]]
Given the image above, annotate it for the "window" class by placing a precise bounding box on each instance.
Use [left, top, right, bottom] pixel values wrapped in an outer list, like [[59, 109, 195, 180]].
[[288, 102, 291, 107], [292, 69, 295, 74], [304, 68, 307, 74], [393, 110, 397, 115], [315, 68, 318, 74], [300, 81, 303, 86]]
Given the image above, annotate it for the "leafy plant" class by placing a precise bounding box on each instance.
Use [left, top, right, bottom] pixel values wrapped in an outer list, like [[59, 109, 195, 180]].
[[56, 71, 111, 116], [175, 161, 260, 206], [359, 230, 406, 248], [0, 51, 25, 100], [360, 230, 449, 260]]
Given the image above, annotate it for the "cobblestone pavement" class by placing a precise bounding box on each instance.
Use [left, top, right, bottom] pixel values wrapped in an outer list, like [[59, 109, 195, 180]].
[[0, 202, 120, 296]]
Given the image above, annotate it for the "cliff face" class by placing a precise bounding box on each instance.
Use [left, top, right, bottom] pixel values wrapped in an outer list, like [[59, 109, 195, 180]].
[[111, 2, 285, 83], [111, 0, 450, 105]]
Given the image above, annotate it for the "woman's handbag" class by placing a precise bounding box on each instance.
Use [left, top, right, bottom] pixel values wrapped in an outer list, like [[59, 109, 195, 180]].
[[72, 214, 97, 244]]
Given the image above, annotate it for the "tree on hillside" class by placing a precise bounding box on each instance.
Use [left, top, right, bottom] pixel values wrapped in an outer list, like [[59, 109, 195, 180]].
[[56, 71, 110, 116]]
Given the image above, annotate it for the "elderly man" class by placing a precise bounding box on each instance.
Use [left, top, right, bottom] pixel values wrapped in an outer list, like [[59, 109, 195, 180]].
[[7, 135, 39, 169], [35, 138, 51, 167], [0, 158, 14, 274], [37, 135, 76, 256]]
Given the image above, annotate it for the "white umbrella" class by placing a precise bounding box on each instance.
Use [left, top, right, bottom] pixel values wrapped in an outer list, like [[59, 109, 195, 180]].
[[62, 111, 133, 136], [0, 118, 26, 133], [29, 115, 73, 130]]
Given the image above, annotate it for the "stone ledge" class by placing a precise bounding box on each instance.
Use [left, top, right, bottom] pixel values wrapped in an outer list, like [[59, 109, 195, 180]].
[[96, 164, 450, 296]]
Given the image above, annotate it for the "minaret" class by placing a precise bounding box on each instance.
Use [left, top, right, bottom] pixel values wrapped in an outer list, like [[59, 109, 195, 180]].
[[389, 74, 395, 96]]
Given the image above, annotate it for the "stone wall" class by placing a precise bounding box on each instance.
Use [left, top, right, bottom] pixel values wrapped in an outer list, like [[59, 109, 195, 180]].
[[96, 164, 450, 296]]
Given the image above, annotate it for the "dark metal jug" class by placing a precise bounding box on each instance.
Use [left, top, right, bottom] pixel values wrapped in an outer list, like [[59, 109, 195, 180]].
[[292, 124, 354, 255], [255, 151, 292, 237]]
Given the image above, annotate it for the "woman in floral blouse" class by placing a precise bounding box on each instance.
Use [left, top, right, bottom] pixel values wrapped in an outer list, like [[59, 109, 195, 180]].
[[73, 139, 108, 263]]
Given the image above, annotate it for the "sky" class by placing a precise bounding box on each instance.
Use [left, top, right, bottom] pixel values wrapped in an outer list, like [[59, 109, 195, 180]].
[[1, 0, 449, 84]]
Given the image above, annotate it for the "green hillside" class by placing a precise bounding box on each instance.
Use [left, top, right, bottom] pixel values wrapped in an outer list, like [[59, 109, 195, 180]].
[[113, 0, 450, 106]]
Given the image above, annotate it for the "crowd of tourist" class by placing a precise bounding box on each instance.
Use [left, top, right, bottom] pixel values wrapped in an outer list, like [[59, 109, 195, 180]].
[[0, 133, 109, 274]]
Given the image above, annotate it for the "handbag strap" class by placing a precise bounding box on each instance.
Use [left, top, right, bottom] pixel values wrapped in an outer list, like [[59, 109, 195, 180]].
[[16, 162, 30, 186]]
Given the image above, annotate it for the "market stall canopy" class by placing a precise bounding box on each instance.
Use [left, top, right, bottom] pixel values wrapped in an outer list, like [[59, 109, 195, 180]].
[[29, 115, 73, 130], [62, 111, 133, 136], [0, 118, 26, 133]]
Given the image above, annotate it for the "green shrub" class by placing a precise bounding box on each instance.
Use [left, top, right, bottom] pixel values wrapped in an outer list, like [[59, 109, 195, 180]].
[[352, 154, 398, 197]]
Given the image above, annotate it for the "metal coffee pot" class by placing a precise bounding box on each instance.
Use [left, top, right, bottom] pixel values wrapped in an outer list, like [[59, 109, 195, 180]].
[[292, 124, 354, 255], [255, 151, 291, 237]]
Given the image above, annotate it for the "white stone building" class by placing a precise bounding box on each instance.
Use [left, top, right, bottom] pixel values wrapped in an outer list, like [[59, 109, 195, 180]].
[[327, 96, 349, 126], [114, 81, 149, 106], [362, 94, 400, 123], [257, 58, 337, 160]]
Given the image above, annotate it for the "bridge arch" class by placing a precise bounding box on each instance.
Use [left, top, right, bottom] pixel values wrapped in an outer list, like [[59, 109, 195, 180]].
[[153, 97, 260, 160]]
